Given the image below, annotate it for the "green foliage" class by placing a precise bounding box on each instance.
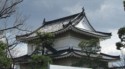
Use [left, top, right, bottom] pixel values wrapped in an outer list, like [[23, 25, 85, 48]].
[[0, 41, 12, 69], [37, 32, 54, 46], [72, 56, 108, 69], [31, 54, 52, 69], [116, 42, 123, 50], [79, 39, 99, 48], [29, 32, 54, 46], [31, 54, 52, 64], [92, 57, 108, 69], [123, 0, 125, 10], [77, 39, 103, 68], [79, 39, 100, 53], [28, 32, 54, 69], [29, 32, 55, 55], [118, 27, 125, 39], [116, 27, 125, 50]]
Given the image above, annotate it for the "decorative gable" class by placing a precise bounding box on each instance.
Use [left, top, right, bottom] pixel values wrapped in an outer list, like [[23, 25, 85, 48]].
[[75, 16, 95, 31]]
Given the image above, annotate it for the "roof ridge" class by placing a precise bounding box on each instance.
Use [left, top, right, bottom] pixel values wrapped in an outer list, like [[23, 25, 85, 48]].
[[16, 12, 82, 37], [43, 12, 81, 26]]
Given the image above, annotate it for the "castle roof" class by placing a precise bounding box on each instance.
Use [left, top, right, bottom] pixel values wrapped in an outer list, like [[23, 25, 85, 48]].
[[14, 48, 120, 63], [50, 48, 120, 61], [16, 10, 111, 41]]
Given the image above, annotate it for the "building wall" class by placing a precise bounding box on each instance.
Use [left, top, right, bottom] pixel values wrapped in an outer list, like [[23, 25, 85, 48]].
[[27, 34, 83, 54], [53, 34, 83, 50], [108, 60, 120, 68], [53, 33, 99, 50], [20, 63, 31, 69], [27, 44, 36, 55], [53, 57, 108, 69], [53, 57, 79, 66], [14, 64, 20, 69], [27, 32, 100, 55]]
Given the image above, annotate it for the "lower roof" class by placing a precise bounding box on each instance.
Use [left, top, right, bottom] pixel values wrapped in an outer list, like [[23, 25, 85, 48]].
[[49, 48, 120, 61], [14, 48, 120, 63]]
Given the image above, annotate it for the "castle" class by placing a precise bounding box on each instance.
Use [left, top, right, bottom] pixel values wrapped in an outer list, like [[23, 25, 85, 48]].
[[15, 9, 119, 69]]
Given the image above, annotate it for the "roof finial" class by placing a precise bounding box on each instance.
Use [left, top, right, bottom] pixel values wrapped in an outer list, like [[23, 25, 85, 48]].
[[69, 20, 72, 25], [82, 7, 85, 12], [43, 18, 46, 23], [43, 18, 46, 25]]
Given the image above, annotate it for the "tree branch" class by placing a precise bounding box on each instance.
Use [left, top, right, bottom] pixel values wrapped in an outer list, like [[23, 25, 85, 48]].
[[0, 23, 22, 32], [0, 0, 23, 19]]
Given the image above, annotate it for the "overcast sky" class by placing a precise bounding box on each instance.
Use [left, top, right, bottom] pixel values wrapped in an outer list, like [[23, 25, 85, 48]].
[[11, 0, 125, 56]]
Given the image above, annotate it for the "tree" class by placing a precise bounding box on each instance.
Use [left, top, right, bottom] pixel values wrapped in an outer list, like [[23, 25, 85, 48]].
[[123, 0, 125, 11], [73, 39, 102, 68], [31, 54, 52, 69], [116, 27, 125, 50], [29, 32, 55, 55], [115, 27, 125, 68], [79, 39, 100, 57], [2, 12, 31, 69], [0, 0, 23, 19], [0, 0, 25, 33], [0, 41, 12, 69], [29, 32, 55, 69], [0, 0, 32, 68]]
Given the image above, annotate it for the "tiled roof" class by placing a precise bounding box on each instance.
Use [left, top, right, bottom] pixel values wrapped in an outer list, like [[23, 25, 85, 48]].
[[16, 11, 111, 41], [16, 12, 83, 38], [14, 48, 120, 63], [50, 48, 120, 61], [52, 25, 111, 38]]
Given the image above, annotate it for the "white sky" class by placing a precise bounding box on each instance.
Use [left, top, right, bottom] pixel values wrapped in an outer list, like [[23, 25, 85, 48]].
[[100, 29, 120, 55]]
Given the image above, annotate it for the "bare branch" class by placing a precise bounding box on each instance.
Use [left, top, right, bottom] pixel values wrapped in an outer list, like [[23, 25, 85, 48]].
[[0, 0, 8, 12], [0, 23, 22, 32], [0, 0, 23, 19]]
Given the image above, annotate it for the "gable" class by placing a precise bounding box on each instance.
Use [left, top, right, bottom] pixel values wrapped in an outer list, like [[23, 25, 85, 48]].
[[75, 16, 95, 31]]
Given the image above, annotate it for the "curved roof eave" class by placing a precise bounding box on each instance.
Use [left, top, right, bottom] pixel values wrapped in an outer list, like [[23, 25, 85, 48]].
[[53, 25, 111, 39], [51, 48, 120, 61]]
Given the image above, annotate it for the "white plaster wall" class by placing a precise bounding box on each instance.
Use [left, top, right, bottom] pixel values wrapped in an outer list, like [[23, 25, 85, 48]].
[[53, 35, 82, 50], [108, 62, 114, 68], [27, 44, 36, 55], [108, 60, 120, 68], [108, 61, 118, 68], [27, 34, 100, 54], [54, 34, 100, 51], [75, 17, 93, 31], [14, 64, 20, 69]]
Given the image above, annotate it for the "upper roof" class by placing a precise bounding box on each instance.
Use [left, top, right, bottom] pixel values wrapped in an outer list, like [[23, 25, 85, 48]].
[[16, 9, 111, 41]]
